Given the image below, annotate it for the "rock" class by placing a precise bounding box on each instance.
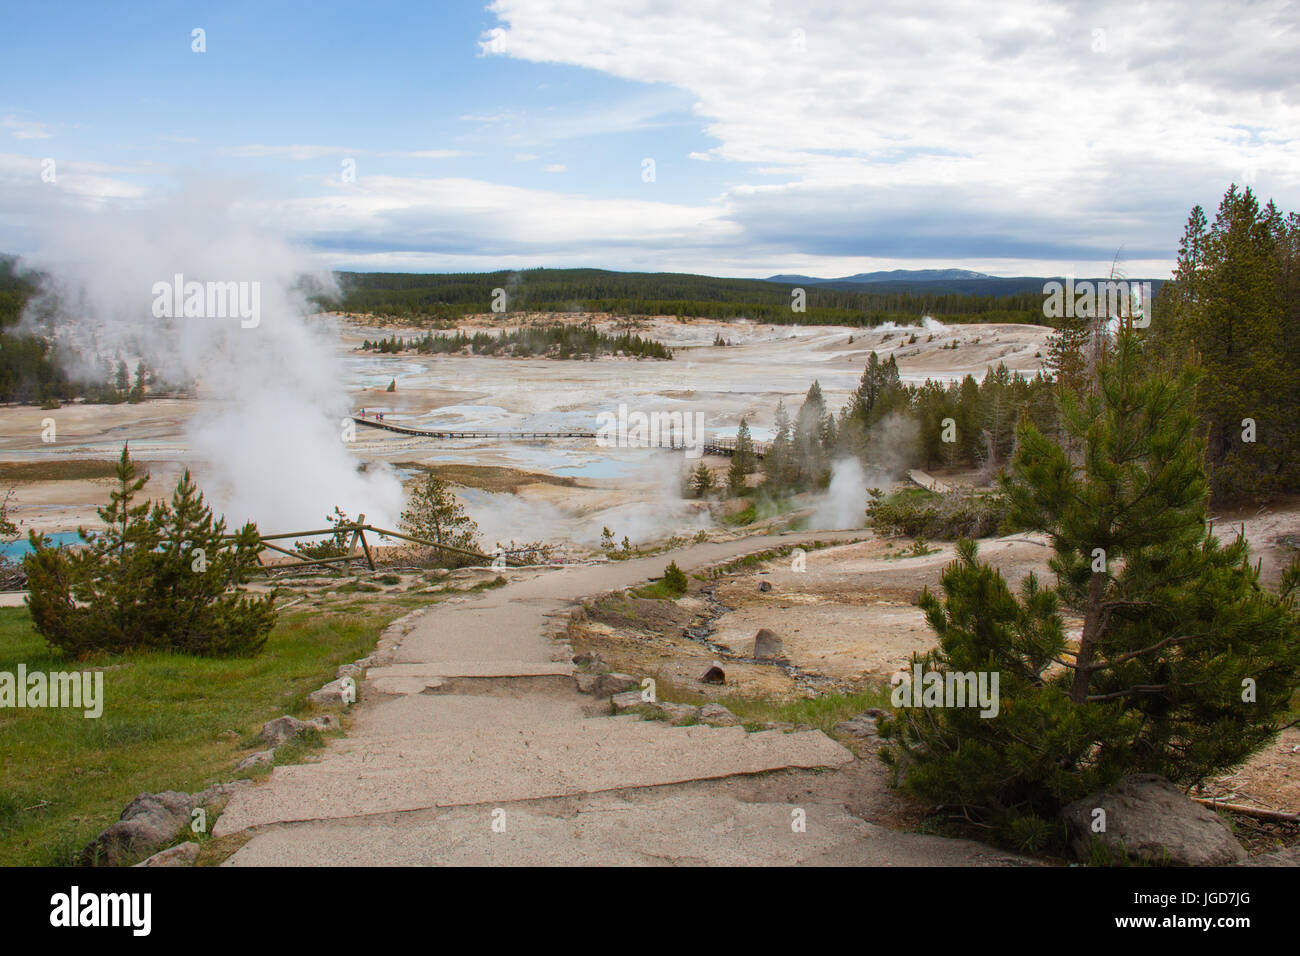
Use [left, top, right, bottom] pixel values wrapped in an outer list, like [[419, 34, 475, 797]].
[[1240, 845, 1300, 867], [610, 692, 699, 725], [309, 677, 356, 708], [260, 715, 309, 747], [700, 664, 726, 685], [611, 691, 650, 714], [752, 628, 783, 659], [236, 749, 275, 771], [576, 671, 638, 696], [307, 714, 340, 733], [572, 651, 606, 670], [1061, 774, 1247, 866], [192, 780, 252, 808], [833, 714, 879, 738], [698, 703, 740, 727], [758, 580, 772, 593], [79, 791, 195, 866], [133, 842, 200, 867], [336, 663, 363, 681], [656, 702, 701, 725]]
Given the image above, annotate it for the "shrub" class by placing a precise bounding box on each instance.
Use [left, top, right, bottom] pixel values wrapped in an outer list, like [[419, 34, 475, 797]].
[[662, 561, 688, 596], [23, 446, 275, 656], [866, 485, 1014, 540]]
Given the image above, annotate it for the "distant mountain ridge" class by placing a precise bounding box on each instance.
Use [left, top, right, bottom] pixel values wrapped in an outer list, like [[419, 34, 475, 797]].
[[769, 268, 995, 284], [766, 268, 1163, 298]]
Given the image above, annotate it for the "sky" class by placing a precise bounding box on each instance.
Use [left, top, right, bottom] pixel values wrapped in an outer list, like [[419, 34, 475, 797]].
[[1, 0, 1297, 280]]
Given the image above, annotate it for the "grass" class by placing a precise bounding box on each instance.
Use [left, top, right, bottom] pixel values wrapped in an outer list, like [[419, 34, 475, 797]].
[[643, 673, 893, 736], [394, 462, 578, 494], [0, 601, 410, 866], [631, 580, 682, 600], [0, 459, 137, 482]]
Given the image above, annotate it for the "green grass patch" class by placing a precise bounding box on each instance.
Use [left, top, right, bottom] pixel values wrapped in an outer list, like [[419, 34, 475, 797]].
[[0, 601, 407, 866], [0, 459, 135, 483]]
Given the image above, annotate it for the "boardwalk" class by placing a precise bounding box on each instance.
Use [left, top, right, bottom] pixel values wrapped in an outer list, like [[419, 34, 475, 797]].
[[352, 416, 595, 440], [353, 415, 768, 457]]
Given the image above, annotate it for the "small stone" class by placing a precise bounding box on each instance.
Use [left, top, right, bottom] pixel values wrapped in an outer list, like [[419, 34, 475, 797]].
[[236, 750, 275, 771], [698, 703, 740, 727], [758, 580, 772, 593], [309, 677, 356, 708], [576, 671, 639, 696], [336, 663, 363, 681], [658, 702, 701, 725], [307, 714, 340, 733], [833, 714, 879, 738], [572, 651, 606, 670], [611, 691, 649, 714], [700, 664, 726, 684], [260, 715, 309, 748], [133, 842, 200, 867], [753, 628, 783, 659]]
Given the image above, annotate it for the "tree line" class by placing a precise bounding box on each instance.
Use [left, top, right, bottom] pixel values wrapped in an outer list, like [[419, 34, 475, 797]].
[[333, 267, 1051, 327], [361, 324, 673, 360]]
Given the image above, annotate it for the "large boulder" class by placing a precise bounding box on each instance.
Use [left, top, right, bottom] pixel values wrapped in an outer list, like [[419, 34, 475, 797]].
[[752, 629, 783, 659], [79, 791, 195, 866], [1061, 774, 1247, 866]]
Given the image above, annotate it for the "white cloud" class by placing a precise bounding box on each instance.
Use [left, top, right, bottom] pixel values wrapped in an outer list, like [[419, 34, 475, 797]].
[[1, 115, 55, 140], [480, 0, 1300, 269], [543, 163, 566, 173]]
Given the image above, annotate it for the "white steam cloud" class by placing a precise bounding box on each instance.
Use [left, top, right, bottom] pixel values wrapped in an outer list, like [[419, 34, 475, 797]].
[[18, 182, 404, 531]]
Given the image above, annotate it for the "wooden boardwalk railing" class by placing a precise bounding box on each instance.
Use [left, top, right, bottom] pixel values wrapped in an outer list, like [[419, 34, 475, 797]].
[[235, 515, 529, 574], [353, 414, 767, 457], [352, 416, 595, 440]]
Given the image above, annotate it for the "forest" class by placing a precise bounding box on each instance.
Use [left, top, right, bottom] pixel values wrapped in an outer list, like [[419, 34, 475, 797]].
[[361, 323, 672, 360], [744, 186, 1300, 509], [332, 267, 1053, 326]]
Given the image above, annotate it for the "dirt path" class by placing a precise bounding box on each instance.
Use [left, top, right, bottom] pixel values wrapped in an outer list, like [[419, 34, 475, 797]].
[[215, 531, 1038, 866]]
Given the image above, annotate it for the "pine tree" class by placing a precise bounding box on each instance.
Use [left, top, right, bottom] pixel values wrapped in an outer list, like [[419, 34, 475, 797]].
[[689, 460, 715, 498], [793, 380, 830, 487], [1155, 186, 1290, 502], [24, 446, 274, 656], [727, 417, 757, 495], [400, 472, 481, 564], [881, 328, 1300, 846], [763, 400, 795, 491]]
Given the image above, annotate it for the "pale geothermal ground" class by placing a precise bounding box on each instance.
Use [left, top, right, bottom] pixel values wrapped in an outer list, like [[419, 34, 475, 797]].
[[0, 314, 1052, 541]]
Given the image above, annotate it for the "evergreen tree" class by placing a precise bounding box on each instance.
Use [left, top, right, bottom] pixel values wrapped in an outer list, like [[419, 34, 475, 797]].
[[881, 329, 1300, 846], [727, 417, 757, 494], [1155, 186, 1291, 502], [689, 460, 716, 498], [24, 446, 273, 656], [400, 472, 481, 564]]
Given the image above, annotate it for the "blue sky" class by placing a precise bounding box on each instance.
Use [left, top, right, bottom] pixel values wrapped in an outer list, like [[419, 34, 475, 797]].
[[2, 0, 1297, 278]]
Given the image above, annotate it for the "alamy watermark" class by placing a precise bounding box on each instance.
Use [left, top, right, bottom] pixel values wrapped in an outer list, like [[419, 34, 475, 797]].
[[1, 664, 103, 718], [891, 663, 1000, 717], [151, 274, 261, 328], [1042, 278, 1151, 328], [596, 403, 706, 458]]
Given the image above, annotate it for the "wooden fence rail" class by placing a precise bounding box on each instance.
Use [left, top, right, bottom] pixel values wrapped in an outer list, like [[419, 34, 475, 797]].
[[227, 516, 529, 575]]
